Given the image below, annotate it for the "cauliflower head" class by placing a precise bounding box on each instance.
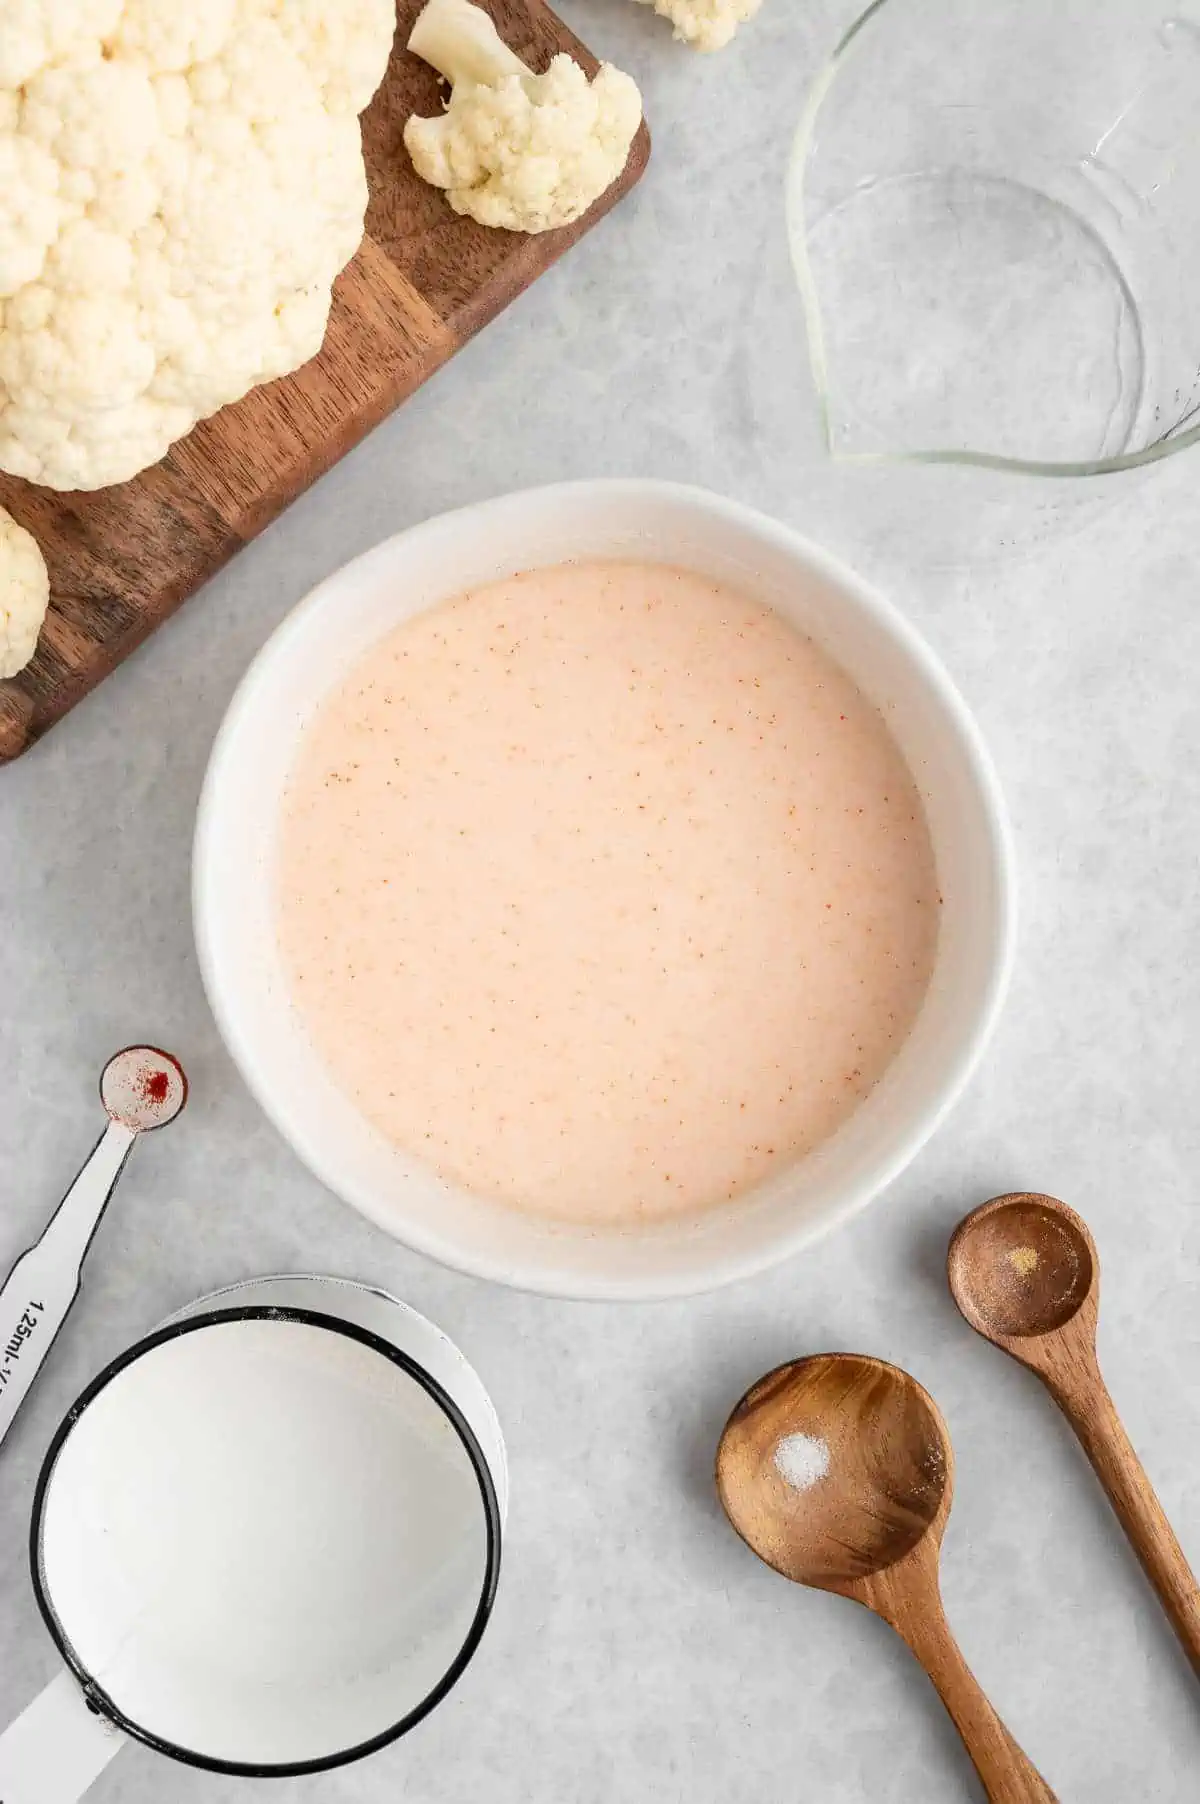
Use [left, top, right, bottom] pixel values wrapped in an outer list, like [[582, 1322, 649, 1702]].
[[0, 506, 49, 678], [634, 0, 763, 52], [404, 0, 642, 235], [0, 0, 396, 492]]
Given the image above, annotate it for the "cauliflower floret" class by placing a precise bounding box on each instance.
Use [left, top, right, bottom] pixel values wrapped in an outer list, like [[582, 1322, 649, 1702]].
[[404, 0, 642, 234], [0, 135, 64, 296], [274, 0, 402, 116], [0, 1, 122, 90], [0, 505, 49, 678], [633, 0, 763, 52], [0, 0, 396, 492]]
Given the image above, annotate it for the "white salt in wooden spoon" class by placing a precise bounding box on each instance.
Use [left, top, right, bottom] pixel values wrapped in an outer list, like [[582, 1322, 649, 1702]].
[[717, 1353, 1058, 1803]]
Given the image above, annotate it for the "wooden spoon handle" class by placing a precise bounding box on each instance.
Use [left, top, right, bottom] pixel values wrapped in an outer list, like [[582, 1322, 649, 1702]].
[[1046, 1362, 1200, 1674], [891, 1597, 1059, 1803]]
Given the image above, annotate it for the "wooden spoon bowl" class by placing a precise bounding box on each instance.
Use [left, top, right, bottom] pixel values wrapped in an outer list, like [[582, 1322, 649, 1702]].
[[717, 1355, 950, 1588], [948, 1193, 1095, 1341], [717, 1355, 1057, 1803]]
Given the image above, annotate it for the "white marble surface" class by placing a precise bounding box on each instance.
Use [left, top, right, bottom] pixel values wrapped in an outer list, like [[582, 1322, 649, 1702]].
[[3, 3, 1200, 1799]]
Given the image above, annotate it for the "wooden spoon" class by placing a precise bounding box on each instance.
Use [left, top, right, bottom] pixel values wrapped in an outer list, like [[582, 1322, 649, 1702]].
[[948, 1191, 1200, 1675], [716, 1354, 1057, 1802]]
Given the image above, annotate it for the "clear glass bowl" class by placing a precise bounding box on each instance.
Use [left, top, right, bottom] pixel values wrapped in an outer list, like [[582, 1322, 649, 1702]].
[[790, 0, 1200, 476]]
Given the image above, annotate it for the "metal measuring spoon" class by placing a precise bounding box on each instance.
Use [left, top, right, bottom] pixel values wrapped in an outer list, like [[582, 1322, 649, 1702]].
[[717, 1354, 1058, 1803], [0, 1046, 187, 1452], [948, 1192, 1200, 1677]]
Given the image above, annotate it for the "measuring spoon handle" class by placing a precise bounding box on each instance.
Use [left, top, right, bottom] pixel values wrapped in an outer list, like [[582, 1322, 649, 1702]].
[[1044, 1357, 1200, 1676], [891, 1592, 1059, 1803], [0, 1119, 136, 1452], [0, 1672, 125, 1804]]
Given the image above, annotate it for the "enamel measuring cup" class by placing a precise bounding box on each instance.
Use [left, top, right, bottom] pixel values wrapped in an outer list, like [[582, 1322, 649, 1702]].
[[0, 1276, 507, 1801]]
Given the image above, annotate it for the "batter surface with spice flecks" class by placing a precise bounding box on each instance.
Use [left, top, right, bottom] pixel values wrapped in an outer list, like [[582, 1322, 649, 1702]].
[[277, 561, 939, 1225]]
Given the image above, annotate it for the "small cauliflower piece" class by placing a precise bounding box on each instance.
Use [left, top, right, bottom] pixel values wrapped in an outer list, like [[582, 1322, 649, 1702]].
[[633, 0, 763, 52], [404, 0, 642, 234], [0, 506, 49, 678]]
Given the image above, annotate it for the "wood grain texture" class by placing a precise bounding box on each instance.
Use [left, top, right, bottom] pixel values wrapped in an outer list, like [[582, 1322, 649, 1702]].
[[0, 0, 651, 763], [949, 1192, 1200, 1678], [717, 1354, 1059, 1804]]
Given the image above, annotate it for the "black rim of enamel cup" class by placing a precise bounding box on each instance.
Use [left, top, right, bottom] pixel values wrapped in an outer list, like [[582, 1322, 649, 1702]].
[[28, 1304, 503, 1779]]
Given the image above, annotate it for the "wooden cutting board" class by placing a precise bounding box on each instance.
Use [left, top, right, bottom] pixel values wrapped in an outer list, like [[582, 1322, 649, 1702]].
[[0, 1, 650, 763]]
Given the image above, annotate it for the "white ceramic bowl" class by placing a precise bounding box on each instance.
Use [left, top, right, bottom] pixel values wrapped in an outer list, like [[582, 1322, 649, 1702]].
[[194, 481, 1014, 1300]]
